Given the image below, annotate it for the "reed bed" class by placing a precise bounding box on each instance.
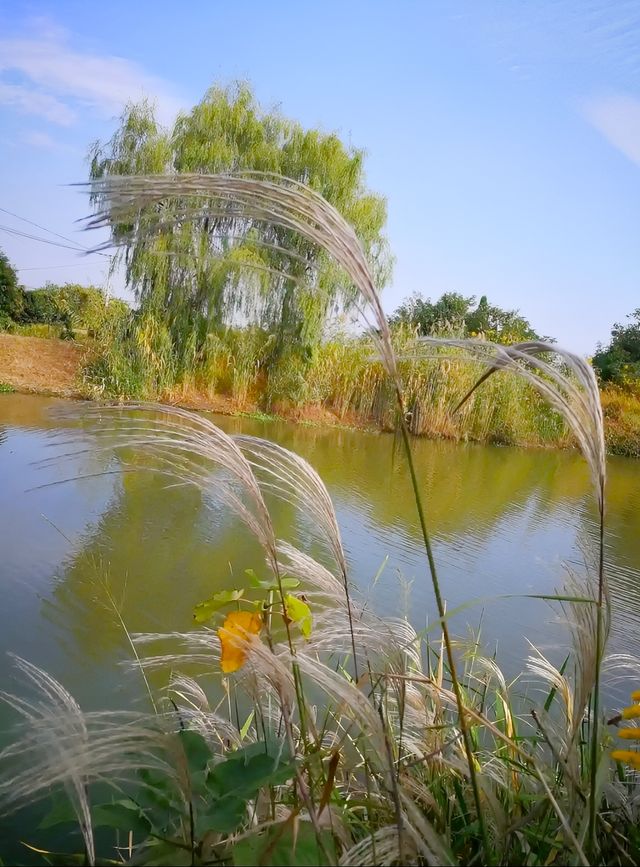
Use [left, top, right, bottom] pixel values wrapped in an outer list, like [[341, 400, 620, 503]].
[[1, 173, 638, 865], [84, 322, 572, 449]]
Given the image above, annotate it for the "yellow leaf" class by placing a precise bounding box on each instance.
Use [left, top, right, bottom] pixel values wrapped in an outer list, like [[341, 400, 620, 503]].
[[284, 594, 312, 639], [218, 610, 262, 674]]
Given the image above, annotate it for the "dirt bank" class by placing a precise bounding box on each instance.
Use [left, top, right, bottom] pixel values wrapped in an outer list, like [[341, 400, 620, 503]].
[[0, 334, 85, 397], [0, 334, 360, 430]]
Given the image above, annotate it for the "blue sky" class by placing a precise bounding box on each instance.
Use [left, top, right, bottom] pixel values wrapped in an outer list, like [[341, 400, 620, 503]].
[[0, 1, 638, 353]]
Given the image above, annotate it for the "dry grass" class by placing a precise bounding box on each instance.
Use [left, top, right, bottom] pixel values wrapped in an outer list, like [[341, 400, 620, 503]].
[[601, 385, 640, 457], [0, 333, 84, 397]]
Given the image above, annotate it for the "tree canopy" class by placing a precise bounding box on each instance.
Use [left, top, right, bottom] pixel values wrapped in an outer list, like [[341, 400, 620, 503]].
[[0, 249, 23, 323], [89, 83, 391, 362], [593, 309, 640, 386], [390, 291, 540, 343]]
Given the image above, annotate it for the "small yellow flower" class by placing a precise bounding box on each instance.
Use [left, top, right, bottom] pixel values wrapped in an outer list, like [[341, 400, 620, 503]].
[[218, 610, 263, 674], [621, 705, 640, 720], [611, 750, 640, 770], [618, 728, 640, 740]]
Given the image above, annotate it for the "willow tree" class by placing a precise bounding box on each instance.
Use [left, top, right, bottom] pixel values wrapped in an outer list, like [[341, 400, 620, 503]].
[[89, 84, 391, 373]]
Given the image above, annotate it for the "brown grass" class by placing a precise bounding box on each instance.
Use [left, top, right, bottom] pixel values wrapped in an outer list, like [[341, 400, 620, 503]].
[[0, 334, 85, 398]]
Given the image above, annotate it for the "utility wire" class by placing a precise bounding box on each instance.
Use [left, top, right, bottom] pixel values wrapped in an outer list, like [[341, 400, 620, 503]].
[[0, 205, 91, 250], [17, 262, 102, 271], [0, 223, 110, 257]]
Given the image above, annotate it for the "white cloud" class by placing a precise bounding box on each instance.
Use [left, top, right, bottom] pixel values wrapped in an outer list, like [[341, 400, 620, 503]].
[[0, 81, 75, 125], [0, 18, 182, 128], [21, 130, 74, 152], [583, 92, 640, 168]]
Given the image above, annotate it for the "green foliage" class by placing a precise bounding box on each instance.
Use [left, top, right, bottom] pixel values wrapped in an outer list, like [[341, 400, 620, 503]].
[[233, 822, 335, 866], [0, 381, 14, 393], [0, 269, 124, 345], [33, 735, 296, 866], [0, 249, 24, 322], [390, 291, 540, 343], [593, 309, 640, 388], [20, 283, 119, 339], [193, 589, 245, 623], [89, 82, 391, 375], [83, 305, 173, 400], [84, 317, 570, 447]]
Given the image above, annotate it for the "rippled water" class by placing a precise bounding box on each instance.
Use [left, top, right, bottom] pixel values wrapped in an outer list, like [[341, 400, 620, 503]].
[[1, 393, 639, 718]]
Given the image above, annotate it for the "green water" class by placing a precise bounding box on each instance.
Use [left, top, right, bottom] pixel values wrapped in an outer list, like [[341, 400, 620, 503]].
[[1, 392, 639, 720]]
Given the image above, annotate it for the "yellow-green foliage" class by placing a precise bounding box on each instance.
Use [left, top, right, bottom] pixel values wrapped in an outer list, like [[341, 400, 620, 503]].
[[307, 328, 568, 447], [85, 318, 572, 448], [601, 384, 640, 457]]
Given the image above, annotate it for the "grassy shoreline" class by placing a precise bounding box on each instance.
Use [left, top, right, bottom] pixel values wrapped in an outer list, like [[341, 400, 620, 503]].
[[2, 331, 640, 455]]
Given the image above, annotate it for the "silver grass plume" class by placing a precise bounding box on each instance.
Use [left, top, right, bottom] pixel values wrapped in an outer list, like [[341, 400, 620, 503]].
[[0, 656, 169, 865], [81, 170, 488, 850], [47, 403, 279, 572], [409, 337, 606, 512], [234, 435, 348, 579]]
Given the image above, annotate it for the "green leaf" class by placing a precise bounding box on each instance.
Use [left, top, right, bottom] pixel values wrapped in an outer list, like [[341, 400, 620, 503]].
[[195, 795, 246, 836], [240, 710, 255, 741], [193, 589, 244, 622], [92, 800, 151, 837], [208, 751, 296, 800], [179, 729, 212, 774], [240, 738, 291, 763], [232, 822, 335, 866], [136, 768, 182, 814], [284, 594, 312, 638], [130, 839, 193, 866], [279, 577, 301, 590], [245, 568, 268, 589], [38, 795, 77, 829]]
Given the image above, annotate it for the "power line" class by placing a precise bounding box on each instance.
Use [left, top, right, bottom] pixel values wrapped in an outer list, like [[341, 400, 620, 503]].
[[0, 223, 87, 252], [0, 205, 92, 251], [17, 262, 103, 271], [0, 223, 110, 256]]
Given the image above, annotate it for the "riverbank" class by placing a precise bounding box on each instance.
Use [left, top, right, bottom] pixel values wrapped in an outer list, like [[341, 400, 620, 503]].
[[0, 333, 371, 431], [2, 332, 639, 454]]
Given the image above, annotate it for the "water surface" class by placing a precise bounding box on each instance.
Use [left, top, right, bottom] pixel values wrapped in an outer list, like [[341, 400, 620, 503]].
[[1, 392, 639, 719]]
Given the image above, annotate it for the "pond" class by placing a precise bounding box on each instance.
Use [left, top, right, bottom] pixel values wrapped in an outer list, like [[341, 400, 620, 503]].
[[1, 392, 639, 721]]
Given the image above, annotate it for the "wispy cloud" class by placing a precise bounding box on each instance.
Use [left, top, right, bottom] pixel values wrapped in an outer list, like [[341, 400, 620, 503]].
[[0, 82, 75, 126], [0, 18, 182, 128], [21, 129, 78, 154], [583, 92, 640, 167]]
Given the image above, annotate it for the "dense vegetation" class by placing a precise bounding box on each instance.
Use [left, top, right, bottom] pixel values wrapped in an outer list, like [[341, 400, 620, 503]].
[[390, 290, 541, 343], [593, 309, 640, 387], [0, 250, 127, 340]]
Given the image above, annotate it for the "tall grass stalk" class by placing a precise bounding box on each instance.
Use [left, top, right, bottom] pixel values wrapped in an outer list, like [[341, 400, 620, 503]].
[[84, 171, 492, 858], [395, 392, 490, 858]]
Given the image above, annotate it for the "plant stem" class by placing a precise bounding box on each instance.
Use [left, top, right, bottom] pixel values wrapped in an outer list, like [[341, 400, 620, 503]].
[[587, 486, 606, 859], [396, 393, 491, 862]]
